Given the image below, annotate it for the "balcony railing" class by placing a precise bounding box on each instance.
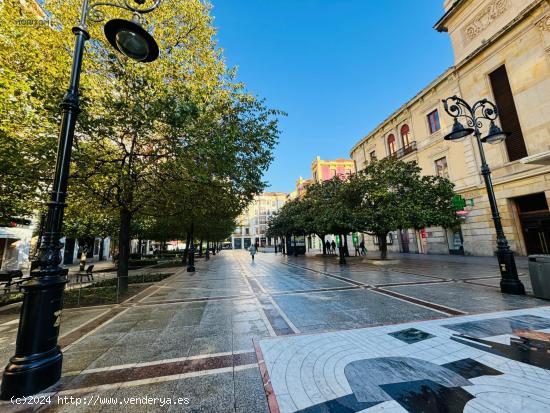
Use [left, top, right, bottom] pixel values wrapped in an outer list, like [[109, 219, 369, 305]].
[[388, 141, 417, 160]]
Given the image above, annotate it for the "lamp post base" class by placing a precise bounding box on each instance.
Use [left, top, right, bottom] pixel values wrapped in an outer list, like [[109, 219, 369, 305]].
[[1, 348, 63, 399], [497, 249, 525, 295], [0, 274, 67, 399], [338, 247, 346, 265]]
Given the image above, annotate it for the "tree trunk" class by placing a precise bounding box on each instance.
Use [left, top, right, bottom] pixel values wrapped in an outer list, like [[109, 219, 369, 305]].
[[199, 239, 203, 257], [338, 235, 346, 265], [378, 233, 388, 260], [187, 223, 195, 272], [182, 231, 191, 265], [321, 235, 327, 256], [117, 208, 132, 295], [99, 237, 105, 261], [212, 242, 216, 255], [205, 241, 210, 260], [343, 234, 350, 257], [137, 238, 142, 256]]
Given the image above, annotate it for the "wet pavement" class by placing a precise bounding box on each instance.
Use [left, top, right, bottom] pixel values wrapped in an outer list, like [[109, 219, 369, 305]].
[[0, 250, 548, 412]]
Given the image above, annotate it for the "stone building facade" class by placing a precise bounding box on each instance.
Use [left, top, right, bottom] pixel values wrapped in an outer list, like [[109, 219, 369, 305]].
[[231, 192, 288, 251], [350, 0, 550, 257]]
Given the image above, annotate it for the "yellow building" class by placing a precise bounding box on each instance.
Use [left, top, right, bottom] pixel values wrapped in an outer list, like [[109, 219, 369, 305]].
[[231, 192, 288, 250], [350, 0, 550, 257]]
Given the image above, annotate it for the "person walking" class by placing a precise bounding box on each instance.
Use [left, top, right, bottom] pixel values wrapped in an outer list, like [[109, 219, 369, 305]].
[[249, 243, 257, 261], [360, 240, 366, 256], [354, 242, 360, 256], [330, 240, 336, 255], [324, 240, 331, 255]]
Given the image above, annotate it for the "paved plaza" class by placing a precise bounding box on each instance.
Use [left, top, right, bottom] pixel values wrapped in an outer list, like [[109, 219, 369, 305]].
[[0, 251, 549, 412]]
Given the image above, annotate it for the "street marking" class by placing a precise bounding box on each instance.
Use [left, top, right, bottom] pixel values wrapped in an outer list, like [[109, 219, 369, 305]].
[[56, 364, 259, 396], [66, 349, 255, 376], [59, 352, 258, 392], [372, 287, 467, 316], [266, 295, 301, 334], [282, 262, 368, 287], [237, 257, 299, 336]]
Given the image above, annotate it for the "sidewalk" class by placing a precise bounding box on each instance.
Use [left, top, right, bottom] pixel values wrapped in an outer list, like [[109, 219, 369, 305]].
[[302, 250, 529, 268], [0, 251, 548, 412]]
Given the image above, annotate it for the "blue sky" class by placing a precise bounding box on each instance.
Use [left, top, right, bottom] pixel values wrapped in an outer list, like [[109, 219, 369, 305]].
[[211, 0, 454, 192]]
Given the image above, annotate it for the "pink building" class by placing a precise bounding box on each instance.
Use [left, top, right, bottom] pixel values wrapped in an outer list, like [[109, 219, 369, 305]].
[[311, 156, 355, 182]]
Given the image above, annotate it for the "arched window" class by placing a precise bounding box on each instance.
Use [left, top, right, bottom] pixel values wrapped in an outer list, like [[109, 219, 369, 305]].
[[401, 124, 410, 147], [387, 134, 396, 155]]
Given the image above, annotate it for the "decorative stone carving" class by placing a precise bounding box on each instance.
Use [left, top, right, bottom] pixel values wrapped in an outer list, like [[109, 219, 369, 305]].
[[536, 15, 550, 32], [462, 0, 510, 42]]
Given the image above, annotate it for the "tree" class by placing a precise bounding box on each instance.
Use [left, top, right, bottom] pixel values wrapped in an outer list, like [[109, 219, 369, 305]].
[[304, 177, 355, 258], [65, 0, 280, 291], [0, 2, 73, 220], [347, 158, 458, 259]]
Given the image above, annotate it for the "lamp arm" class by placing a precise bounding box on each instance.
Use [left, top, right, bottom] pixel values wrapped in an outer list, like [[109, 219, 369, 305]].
[[472, 99, 499, 127], [88, 0, 162, 23], [442, 95, 476, 128]]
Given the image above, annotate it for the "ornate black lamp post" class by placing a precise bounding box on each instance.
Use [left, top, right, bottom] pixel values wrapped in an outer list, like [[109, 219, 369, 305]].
[[442, 95, 525, 295], [0, 0, 162, 399]]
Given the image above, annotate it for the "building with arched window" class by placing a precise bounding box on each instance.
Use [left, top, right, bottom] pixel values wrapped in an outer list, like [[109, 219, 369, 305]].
[[400, 124, 411, 147], [350, 0, 550, 257], [387, 134, 397, 156]]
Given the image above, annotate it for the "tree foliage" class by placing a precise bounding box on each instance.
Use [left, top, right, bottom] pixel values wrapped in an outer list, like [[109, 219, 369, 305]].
[[1, 0, 282, 288], [348, 158, 458, 258], [268, 158, 458, 260]]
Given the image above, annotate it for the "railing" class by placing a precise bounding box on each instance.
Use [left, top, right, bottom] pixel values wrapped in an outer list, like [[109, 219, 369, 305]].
[[388, 141, 417, 160], [0, 262, 177, 309]]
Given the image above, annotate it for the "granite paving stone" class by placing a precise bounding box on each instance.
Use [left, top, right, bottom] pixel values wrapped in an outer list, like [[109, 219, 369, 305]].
[[385, 282, 549, 313], [0, 250, 547, 413]]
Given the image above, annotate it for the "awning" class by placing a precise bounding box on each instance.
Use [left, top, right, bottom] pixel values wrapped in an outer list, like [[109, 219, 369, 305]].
[[0, 228, 21, 240]]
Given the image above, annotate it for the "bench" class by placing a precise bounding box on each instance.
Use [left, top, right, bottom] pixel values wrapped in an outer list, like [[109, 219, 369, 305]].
[[76, 264, 94, 283], [0, 270, 25, 294]]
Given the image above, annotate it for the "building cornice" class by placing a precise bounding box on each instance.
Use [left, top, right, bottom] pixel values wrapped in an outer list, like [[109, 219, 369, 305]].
[[434, 0, 467, 32], [350, 67, 454, 155], [350, 0, 545, 158]]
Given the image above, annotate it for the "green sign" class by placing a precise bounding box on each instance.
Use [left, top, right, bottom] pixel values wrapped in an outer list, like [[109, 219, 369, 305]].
[[352, 233, 359, 245], [335, 236, 341, 247], [452, 195, 466, 211]]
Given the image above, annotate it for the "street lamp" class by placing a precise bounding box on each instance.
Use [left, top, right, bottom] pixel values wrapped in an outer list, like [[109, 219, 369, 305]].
[[442, 95, 525, 295], [0, 0, 162, 400]]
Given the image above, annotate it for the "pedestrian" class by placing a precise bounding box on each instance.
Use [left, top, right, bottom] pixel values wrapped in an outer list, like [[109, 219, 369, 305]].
[[360, 240, 366, 256], [325, 240, 331, 255], [354, 242, 360, 256], [79, 245, 88, 271], [331, 240, 336, 255], [249, 243, 257, 261]]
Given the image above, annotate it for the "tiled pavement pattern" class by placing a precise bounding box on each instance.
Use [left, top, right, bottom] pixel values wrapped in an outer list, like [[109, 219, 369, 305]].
[[0, 251, 547, 412], [258, 307, 550, 413]]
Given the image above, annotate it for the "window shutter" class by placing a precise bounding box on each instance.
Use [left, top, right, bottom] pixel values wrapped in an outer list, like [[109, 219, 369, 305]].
[[489, 65, 527, 161]]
